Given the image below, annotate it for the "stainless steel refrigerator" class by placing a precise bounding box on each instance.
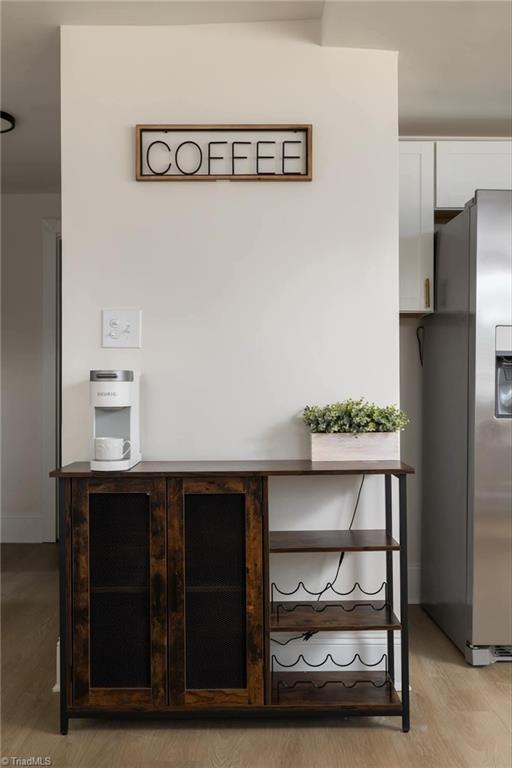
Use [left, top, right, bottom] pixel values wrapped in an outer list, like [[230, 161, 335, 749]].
[[422, 189, 512, 665]]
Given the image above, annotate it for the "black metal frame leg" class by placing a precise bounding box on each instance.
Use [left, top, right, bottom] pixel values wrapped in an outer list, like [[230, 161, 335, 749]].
[[399, 473, 410, 732], [384, 475, 395, 684]]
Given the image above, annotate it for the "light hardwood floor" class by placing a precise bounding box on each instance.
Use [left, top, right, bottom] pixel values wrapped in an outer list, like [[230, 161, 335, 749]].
[[1, 544, 511, 768]]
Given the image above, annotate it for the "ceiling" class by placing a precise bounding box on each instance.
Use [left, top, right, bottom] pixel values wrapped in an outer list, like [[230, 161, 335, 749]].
[[322, 1, 512, 137], [1, 0, 511, 193]]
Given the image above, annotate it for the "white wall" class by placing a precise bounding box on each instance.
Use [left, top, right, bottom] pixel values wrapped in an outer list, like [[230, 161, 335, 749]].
[[1, 193, 61, 542], [61, 20, 403, 661], [61, 20, 399, 459]]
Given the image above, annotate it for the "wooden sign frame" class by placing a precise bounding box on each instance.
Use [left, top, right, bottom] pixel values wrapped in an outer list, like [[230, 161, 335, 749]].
[[135, 124, 312, 182]]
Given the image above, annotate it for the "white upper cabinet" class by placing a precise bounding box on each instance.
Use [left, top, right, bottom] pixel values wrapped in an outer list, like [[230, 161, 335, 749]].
[[436, 141, 512, 209], [399, 142, 434, 314]]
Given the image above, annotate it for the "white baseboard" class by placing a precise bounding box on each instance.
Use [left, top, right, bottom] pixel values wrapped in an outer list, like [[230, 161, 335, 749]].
[[271, 632, 404, 690], [53, 638, 60, 693], [1, 515, 43, 543]]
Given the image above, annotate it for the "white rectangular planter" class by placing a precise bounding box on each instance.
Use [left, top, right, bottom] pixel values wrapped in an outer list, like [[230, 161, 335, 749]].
[[311, 432, 400, 462]]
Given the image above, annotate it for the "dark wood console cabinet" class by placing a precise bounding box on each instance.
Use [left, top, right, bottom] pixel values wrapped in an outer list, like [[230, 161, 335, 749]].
[[52, 460, 413, 733]]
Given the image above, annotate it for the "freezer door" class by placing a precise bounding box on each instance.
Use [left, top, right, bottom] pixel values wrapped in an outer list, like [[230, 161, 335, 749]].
[[469, 190, 512, 646], [421, 206, 471, 654]]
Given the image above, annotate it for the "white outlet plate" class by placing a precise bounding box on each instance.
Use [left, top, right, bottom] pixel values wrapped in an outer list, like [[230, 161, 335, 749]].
[[102, 308, 142, 348]]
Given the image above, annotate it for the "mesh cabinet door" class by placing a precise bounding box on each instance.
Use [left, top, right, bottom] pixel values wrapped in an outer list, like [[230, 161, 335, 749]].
[[168, 477, 264, 706], [71, 478, 167, 708]]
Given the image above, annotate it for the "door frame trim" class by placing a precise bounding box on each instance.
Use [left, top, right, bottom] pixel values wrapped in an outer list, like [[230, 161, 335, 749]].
[[42, 218, 61, 542]]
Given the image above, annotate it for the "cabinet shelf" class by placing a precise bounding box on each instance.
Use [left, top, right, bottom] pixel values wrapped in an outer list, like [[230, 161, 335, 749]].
[[269, 529, 399, 553], [270, 600, 400, 632], [186, 585, 244, 593], [90, 585, 147, 594], [272, 671, 401, 710]]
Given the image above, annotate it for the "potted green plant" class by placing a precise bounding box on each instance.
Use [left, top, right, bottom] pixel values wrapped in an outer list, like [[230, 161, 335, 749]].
[[303, 398, 408, 462]]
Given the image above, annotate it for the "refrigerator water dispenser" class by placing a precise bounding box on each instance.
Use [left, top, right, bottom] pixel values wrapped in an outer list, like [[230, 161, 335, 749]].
[[496, 326, 512, 418]]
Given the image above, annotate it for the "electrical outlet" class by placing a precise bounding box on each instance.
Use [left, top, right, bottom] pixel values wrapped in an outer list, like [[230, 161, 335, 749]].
[[102, 309, 142, 348]]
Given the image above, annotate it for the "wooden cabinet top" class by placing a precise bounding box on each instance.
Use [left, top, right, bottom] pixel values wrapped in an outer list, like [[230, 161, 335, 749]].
[[51, 459, 414, 478]]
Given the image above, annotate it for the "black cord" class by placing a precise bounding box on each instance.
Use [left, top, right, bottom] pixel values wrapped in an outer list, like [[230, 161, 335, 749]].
[[271, 475, 366, 644], [271, 632, 316, 646], [315, 475, 365, 602], [416, 325, 424, 367], [347, 474, 365, 530]]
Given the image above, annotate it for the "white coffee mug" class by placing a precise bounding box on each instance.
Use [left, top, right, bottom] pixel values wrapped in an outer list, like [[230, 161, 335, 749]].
[[94, 437, 131, 461]]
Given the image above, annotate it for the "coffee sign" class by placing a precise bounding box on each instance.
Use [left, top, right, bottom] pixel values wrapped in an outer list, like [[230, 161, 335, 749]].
[[135, 124, 312, 181]]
